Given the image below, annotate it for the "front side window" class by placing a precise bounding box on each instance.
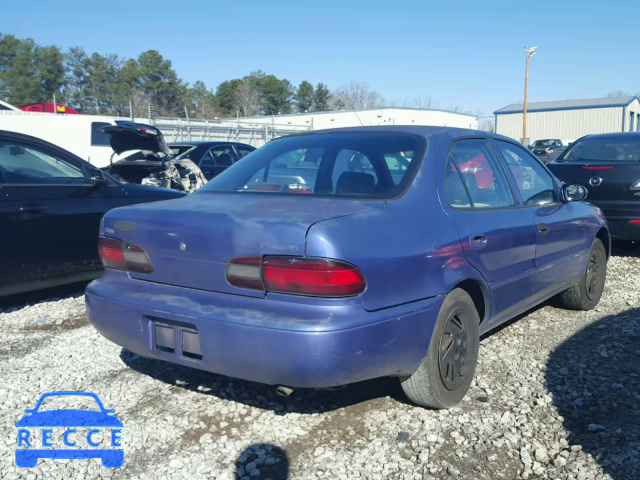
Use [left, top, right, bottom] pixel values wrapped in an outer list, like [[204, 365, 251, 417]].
[[200, 146, 239, 167], [494, 140, 559, 206], [199, 132, 425, 199], [236, 146, 255, 158], [448, 139, 514, 208], [0, 141, 86, 185]]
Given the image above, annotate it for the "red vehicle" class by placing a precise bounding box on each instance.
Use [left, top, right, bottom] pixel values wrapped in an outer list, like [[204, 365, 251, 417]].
[[16, 102, 79, 115]]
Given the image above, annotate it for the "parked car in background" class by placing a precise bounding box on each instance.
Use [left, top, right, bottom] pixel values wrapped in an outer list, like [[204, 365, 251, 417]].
[[529, 139, 566, 163], [0, 130, 185, 297], [169, 141, 256, 180], [101, 122, 207, 193], [87, 126, 609, 409], [548, 131, 640, 240]]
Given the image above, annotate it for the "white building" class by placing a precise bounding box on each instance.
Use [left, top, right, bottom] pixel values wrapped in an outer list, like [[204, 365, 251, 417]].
[[494, 96, 640, 144], [238, 107, 478, 131]]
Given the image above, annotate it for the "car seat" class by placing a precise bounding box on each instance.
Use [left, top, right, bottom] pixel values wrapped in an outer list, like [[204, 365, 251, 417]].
[[335, 171, 376, 195], [217, 153, 234, 166]]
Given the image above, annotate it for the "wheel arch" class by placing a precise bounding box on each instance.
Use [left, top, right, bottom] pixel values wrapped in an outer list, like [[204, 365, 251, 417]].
[[595, 227, 610, 259], [453, 277, 489, 324]]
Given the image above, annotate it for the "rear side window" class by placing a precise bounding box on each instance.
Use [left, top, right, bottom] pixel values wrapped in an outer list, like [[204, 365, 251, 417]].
[[91, 122, 112, 146], [444, 154, 472, 207], [448, 139, 514, 208], [558, 136, 640, 162], [199, 132, 425, 199]]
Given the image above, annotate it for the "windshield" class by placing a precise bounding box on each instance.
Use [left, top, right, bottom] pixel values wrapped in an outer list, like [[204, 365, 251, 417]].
[[556, 136, 640, 162], [198, 132, 424, 199], [532, 140, 557, 147]]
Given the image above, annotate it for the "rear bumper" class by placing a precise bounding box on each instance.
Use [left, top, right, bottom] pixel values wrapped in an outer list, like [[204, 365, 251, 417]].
[[597, 205, 640, 240], [86, 274, 443, 388]]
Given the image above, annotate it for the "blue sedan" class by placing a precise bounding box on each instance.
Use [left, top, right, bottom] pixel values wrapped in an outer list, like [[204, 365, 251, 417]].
[[86, 126, 609, 408]]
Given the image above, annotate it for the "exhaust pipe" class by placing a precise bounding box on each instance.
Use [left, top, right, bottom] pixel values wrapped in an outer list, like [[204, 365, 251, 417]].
[[275, 386, 294, 397]]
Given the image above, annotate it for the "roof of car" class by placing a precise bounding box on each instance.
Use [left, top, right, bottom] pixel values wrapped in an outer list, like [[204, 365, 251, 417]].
[[298, 125, 516, 143], [580, 131, 640, 140], [168, 141, 254, 147]]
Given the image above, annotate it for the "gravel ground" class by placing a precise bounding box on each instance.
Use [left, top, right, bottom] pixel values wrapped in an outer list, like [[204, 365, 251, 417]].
[[1, 249, 639, 480]]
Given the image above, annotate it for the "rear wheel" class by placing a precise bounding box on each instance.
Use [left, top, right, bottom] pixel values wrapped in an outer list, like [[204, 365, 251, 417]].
[[400, 288, 480, 408], [557, 238, 607, 311]]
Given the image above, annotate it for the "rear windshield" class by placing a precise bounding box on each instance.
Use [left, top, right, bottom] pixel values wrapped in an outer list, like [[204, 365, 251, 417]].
[[198, 132, 425, 199], [557, 136, 640, 162], [532, 140, 557, 147]]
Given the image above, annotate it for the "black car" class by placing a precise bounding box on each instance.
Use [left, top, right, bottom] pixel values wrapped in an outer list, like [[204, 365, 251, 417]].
[[548, 132, 640, 240], [530, 139, 566, 163], [169, 141, 256, 180], [0, 130, 185, 296]]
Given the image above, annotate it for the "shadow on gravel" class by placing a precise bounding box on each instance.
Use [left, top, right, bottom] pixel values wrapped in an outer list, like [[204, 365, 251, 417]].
[[235, 444, 289, 479], [546, 307, 640, 479], [120, 349, 412, 414], [611, 240, 639, 258], [0, 280, 90, 311]]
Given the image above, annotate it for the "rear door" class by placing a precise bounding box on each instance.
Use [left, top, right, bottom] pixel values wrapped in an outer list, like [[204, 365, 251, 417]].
[[442, 138, 537, 323], [493, 140, 588, 297]]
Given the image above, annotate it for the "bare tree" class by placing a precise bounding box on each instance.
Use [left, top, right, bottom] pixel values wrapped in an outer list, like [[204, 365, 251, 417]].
[[131, 89, 152, 118], [479, 119, 495, 133], [413, 96, 433, 109], [331, 81, 384, 110], [233, 79, 261, 117], [607, 90, 633, 98]]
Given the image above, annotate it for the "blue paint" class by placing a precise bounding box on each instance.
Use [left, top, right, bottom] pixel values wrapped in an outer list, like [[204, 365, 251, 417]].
[[86, 126, 609, 391]]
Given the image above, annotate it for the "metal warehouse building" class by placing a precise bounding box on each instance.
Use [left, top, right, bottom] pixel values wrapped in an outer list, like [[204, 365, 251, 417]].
[[494, 96, 640, 144], [238, 107, 478, 132]]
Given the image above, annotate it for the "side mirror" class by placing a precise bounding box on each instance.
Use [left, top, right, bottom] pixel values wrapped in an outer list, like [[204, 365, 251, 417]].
[[564, 184, 588, 202], [88, 169, 107, 186]]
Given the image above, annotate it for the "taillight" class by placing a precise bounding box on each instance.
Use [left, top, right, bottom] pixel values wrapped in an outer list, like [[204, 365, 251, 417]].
[[226, 256, 264, 290], [98, 236, 153, 274], [582, 166, 613, 170], [225, 256, 366, 297]]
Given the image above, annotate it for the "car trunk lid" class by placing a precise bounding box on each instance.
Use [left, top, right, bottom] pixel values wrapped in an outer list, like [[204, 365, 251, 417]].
[[548, 161, 640, 203], [101, 194, 373, 297]]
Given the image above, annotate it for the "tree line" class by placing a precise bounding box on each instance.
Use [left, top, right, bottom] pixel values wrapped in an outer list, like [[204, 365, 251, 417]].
[[0, 33, 386, 119]]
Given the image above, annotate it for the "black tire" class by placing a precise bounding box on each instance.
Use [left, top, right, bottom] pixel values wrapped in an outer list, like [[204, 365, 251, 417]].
[[557, 238, 607, 311], [400, 288, 480, 408]]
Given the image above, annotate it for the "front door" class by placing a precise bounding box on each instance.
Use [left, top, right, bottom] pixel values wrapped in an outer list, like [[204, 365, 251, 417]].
[[442, 138, 537, 323], [0, 137, 107, 293], [492, 140, 588, 297]]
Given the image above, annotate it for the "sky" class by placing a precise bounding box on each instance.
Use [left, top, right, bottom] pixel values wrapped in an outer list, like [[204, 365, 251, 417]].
[[2, 0, 639, 120]]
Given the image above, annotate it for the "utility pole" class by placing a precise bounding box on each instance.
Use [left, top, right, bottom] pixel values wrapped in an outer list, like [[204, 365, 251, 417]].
[[522, 46, 537, 145]]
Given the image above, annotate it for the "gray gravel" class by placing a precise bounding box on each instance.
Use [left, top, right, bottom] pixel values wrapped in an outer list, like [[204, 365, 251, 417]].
[[1, 250, 639, 480]]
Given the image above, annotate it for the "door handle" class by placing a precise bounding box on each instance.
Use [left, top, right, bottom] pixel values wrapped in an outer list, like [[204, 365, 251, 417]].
[[538, 224, 550, 235], [19, 205, 47, 215], [469, 234, 488, 249]]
